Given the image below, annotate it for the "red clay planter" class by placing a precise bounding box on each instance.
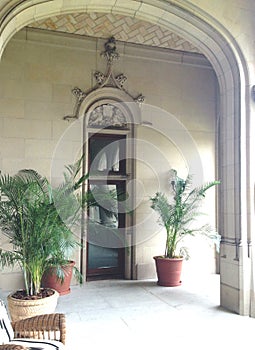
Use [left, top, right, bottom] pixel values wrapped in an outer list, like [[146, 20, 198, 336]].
[[42, 261, 75, 296], [154, 256, 183, 287]]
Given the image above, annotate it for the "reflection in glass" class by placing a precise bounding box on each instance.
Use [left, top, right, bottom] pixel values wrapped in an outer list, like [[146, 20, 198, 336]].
[[96, 141, 120, 172], [89, 184, 118, 228], [88, 245, 118, 269], [89, 135, 125, 174], [87, 132, 126, 276], [88, 184, 121, 271]]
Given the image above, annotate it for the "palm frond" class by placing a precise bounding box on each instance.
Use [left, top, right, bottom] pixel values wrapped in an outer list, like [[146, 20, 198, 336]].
[[150, 169, 220, 258], [0, 249, 22, 268], [0, 156, 88, 296]]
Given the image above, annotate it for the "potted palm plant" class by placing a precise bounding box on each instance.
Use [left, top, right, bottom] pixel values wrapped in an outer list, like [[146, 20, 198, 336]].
[[41, 159, 87, 295], [0, 157, 87, 320], [150, 169, 220, 287]]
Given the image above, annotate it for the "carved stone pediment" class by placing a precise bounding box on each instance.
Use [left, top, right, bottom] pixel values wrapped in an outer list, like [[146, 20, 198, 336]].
[[88, 104, 127, 129]]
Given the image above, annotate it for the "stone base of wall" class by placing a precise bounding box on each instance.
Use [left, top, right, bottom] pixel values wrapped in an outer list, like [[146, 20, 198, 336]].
[[0, 272, 24, 291], [136, 262, 157, 280]]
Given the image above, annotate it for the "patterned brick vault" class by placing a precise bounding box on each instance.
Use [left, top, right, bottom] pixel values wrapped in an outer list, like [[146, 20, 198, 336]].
[[28, 12, 200, 53]]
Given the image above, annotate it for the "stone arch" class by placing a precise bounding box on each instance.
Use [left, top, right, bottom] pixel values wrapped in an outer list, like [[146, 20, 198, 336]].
[[0, 0, 252, 316]]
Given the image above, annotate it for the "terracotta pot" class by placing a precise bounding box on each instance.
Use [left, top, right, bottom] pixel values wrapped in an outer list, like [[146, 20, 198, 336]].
[[154, 256, 183, 287], [7, 289, 59, 322], [42, 260, 75, 296]]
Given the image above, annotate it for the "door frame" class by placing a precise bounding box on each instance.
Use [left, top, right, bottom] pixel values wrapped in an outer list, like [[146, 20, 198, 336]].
[[79, 88, 141, 281]]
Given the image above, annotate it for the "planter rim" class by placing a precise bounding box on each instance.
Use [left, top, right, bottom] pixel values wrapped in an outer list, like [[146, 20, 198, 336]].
[[48, 260, 75, 269], [8, 288, 59, 304], [153, 255, 183, 261], [61, 259, 75, 266]]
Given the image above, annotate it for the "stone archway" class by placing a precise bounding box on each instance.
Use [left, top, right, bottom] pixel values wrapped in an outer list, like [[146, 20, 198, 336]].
[[0, 0, 253, 316]]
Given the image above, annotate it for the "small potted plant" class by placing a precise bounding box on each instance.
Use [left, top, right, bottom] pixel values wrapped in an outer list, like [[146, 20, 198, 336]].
[[150, 169, 220, 287], [0, 157, 87, 320]]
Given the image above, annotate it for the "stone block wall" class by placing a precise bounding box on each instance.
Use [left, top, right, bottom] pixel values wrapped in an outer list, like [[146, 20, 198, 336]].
[[0, 28, 218, 288]]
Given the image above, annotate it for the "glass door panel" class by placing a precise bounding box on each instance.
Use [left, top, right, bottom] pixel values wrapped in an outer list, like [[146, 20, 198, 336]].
[[89, 134, 126, 175], [87, 182, 125, 279], [88, 246, 119, 270], [87, 132, 127, 279]]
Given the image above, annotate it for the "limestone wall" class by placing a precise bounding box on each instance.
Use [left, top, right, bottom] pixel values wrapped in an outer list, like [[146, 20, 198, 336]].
[[0, 28, 218, 288]]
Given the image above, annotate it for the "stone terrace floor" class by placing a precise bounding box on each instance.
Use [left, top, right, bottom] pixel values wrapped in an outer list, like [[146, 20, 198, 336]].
[[2, 273, 255, 350]]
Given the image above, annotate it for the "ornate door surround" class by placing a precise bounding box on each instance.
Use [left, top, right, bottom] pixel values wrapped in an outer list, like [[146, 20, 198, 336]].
[[64, 37, 143, 280]]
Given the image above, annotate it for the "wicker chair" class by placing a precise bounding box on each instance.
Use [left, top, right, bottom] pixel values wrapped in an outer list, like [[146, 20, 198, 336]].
[[0, 300, 66, 349]]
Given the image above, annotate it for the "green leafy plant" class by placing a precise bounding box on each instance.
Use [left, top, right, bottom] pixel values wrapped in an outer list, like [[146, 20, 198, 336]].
[[0, 158, 88, 296], [150, 169, 220, 259]]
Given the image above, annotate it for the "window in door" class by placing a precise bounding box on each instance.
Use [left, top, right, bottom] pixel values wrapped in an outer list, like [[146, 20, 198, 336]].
[[86, 133, 127, 279]]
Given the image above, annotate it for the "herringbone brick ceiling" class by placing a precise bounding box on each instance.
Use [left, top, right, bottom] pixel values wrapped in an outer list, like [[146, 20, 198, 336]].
[[29, 12, 200, 53]]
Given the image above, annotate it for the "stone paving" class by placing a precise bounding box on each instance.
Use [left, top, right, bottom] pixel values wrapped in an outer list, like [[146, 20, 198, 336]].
[[1, 273, 255, 350]]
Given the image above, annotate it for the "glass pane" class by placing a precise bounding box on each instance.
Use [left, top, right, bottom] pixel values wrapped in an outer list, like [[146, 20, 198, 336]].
[[89, 184, 118, 227], [89, 134, 125, 175], [88, 245, 118, 269], [87, 183, 124, 271]]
